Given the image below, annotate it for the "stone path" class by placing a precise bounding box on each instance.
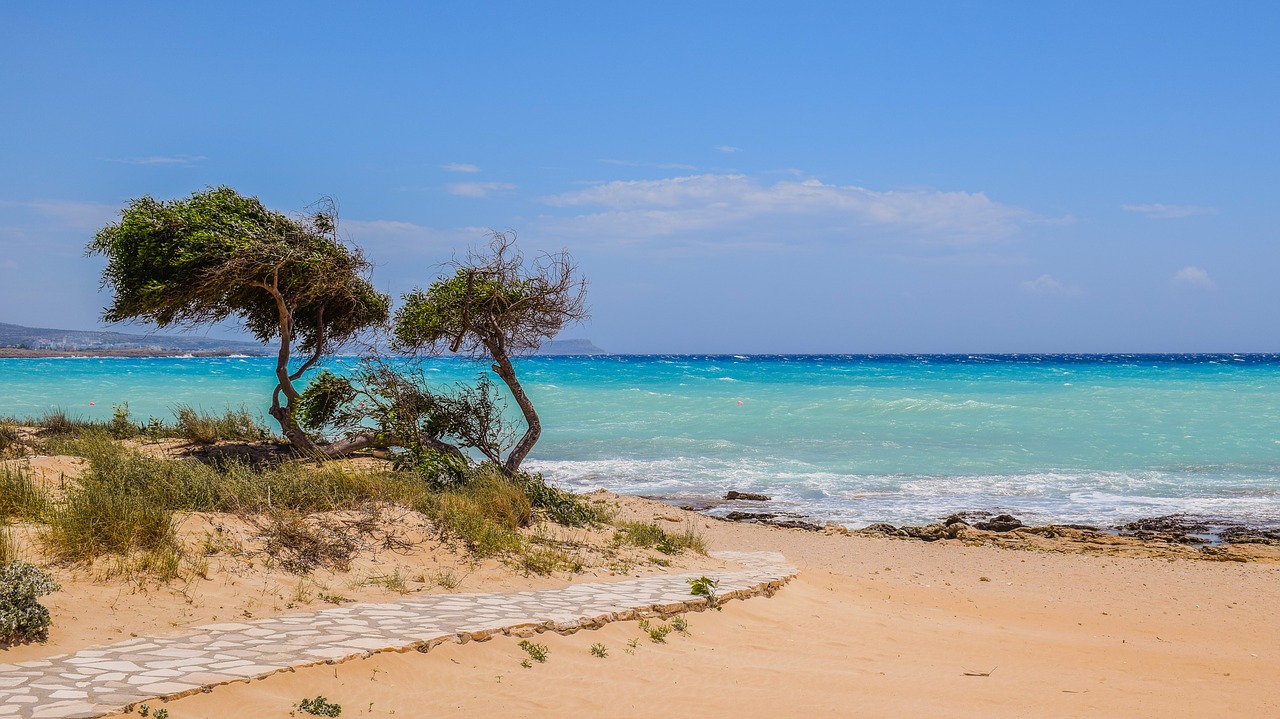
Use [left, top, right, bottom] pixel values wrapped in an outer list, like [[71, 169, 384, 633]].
[[0, 551, 795, 718]]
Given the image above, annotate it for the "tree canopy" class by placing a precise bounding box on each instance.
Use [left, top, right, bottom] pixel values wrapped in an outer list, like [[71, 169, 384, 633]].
[[392, 232, 588, 473], [89, 186, 390, 452]]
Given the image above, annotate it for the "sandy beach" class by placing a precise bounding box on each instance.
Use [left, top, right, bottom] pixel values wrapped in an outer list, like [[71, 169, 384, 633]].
[[68, 493, 1280, 718]]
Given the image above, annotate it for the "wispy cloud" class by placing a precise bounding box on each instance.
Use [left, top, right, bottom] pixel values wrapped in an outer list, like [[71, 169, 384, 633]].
[[343, 220, 489, 255], [108, 155, 207, 167], [1172, 265, 1214, 289], [1020, 273, 1082, 296], [541, 174, 1033, 245], [442, 163, 480, 173], [599, 159, 698, 171], [715, 145, 742, 153], [446, 182, 518, 198], [0, 199, 118, 230], [1122, 203, 1218, 219]]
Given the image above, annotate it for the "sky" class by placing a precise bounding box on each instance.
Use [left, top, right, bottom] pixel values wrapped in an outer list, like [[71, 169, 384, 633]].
[[1, 1, 1277, 353]]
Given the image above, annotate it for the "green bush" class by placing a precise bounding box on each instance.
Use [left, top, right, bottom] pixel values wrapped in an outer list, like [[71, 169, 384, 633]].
[[298, 695, 342, 717], [175, 405, 270, 444], [516, 472, 606, 527], [0, 464, 46, 521], [612, 521, 706, 555], [0, 561, 60, 643]]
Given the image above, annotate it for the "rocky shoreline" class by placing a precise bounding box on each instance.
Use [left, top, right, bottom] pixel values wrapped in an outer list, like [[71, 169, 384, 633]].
[[655, 492, 1280, 563]]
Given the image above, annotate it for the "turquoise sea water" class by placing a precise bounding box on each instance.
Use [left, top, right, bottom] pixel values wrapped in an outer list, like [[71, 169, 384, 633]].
[[3, 354, 1279, 529]]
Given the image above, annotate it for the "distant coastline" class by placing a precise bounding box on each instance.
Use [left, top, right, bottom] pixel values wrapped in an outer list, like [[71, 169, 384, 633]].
[[0, 348, 267, 359]]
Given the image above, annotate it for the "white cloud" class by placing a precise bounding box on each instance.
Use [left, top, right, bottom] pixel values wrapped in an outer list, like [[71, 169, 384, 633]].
[[1020, 274, 1082, 296], [0, 199, 118, 230], [108, 155, 207, 166], [442, 163, 480, 173], [1122, 203, 1218, 219], [599, 159, 698, 171], [342, 220, 489, 255], [715, 145, 742, 153], [446, 182, 518, 198], [1172, 266, 1214, 289], [541, 174, 1032, 244]]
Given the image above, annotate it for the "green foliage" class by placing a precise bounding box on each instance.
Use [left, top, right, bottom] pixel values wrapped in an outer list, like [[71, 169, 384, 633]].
[[297, 695, 343, 717], [174, 405, 270, 444], [515, 472, 606, 527], [0, 422, 20, 458], [688, 576, 720, 609], [393, 272, 527, 353], [670, 615, 689, 634], [648, 623, 671, 643], [110, 403, 139, 439], [88, 186, 389, 353], [518, 639, 549, 663], [0, 561, 60, 643], [296, 371, 357, 432], [611, 521, 706, 555], [0, 464, 46, 521], [590, 642, 608, 658], [415, 469, 531, 556]]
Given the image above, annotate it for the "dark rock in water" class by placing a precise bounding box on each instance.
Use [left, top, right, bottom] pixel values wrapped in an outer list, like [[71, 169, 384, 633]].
[[861, 523, 899, 534], [1219, 527, 1280, 546], [725, 491, 771, 501], [1120, 514, 1209, 533], [1118, 514, 1212, 544], [724, 511, 777, 522], [770, 519, 823, 531], [974, 514, 1025, 532], [943, 514, 970, 526]]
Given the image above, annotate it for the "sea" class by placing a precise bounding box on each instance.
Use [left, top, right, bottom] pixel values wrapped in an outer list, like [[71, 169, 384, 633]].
[[3, 354, 1280, 530]]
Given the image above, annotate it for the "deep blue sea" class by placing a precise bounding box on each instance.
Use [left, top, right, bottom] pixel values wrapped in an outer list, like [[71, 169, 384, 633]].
[[4, 354, 1280, 529]]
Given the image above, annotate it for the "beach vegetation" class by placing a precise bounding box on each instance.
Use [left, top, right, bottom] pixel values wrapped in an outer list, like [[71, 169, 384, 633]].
[[611, 520, 706, 555], [296, 695, 343, 717], [647, 622, 672, 643], [590, 642, 608, 658], [174, 405, 270, 445], [89, 186, 390, 455], [518, 638, 549, 663], [689, 575, 720, 609], [670, 615, 689, 634], [0, 561, 60, 644], [391, 232, 588, 474], [0, 464, 47, 521], [0, 422, 21, 458]]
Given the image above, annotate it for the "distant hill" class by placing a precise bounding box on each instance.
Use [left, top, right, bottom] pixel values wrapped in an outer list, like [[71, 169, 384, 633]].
[[0, 322, 267, 354], [536, 338, 607, 355]]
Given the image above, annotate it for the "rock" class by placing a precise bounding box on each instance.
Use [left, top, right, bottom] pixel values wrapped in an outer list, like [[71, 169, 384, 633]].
[[859, 523, 899, 534], [770, 519, 823, 531], [943, 514, 970, 526], [724, 511, 777, 522], [725, 491, 771, 501], [974, 514, 1025, 532], [1220, 527, 1280, 546]]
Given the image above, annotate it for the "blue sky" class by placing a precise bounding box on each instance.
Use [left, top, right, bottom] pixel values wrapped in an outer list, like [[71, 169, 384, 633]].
[[1, 2, 1277, 353]]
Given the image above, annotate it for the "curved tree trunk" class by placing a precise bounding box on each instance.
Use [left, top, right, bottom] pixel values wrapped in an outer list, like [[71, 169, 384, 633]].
[[491, 351, 540, 474]]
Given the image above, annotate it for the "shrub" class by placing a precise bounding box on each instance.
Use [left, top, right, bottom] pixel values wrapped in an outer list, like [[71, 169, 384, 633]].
[[515, 472, 606, 527], [0, 422, 20, 457], [612, 521, 706, 555], [689, 576, 720, 609], [0, 464, 46, 521], [518, 639, 549, 663], [109, 403, 139, 439], [0, 561, 60, 643], [175, 405, 269, 444], [297, 695, 342, 717]]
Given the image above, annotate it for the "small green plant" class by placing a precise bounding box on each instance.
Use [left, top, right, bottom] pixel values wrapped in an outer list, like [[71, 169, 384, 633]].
[[520, 658, 532, 668], [670, 615, 689, 634], [297, 695, 343, 717], [590, 642, 608, 658], [137, 704, 149, 717], [0, 561, 61, 643], [689, 575, 720, 610], [637, 618, 650, 632], [518, 639, 549, 663], [110, 403, 138, 439], [611, 520, 705, 555], [648, 623, 671, 643], [153, 709, 169, 719]]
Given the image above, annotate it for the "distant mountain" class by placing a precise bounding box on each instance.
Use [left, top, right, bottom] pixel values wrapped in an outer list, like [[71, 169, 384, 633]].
[[0, 322, 267, 354], [536, 338, 607, 355]]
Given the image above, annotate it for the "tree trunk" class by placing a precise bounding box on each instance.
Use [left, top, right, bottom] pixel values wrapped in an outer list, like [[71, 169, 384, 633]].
[[491, 351, 540, 474]]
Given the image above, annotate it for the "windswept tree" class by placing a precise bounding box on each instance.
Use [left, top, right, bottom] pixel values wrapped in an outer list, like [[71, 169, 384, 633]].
[[89, 186, 390, 453], [392, 232, 588, 474]]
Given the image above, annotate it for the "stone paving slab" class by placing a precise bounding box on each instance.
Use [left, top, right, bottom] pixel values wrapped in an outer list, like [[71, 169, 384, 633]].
[[0, 551, 795, 718]]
